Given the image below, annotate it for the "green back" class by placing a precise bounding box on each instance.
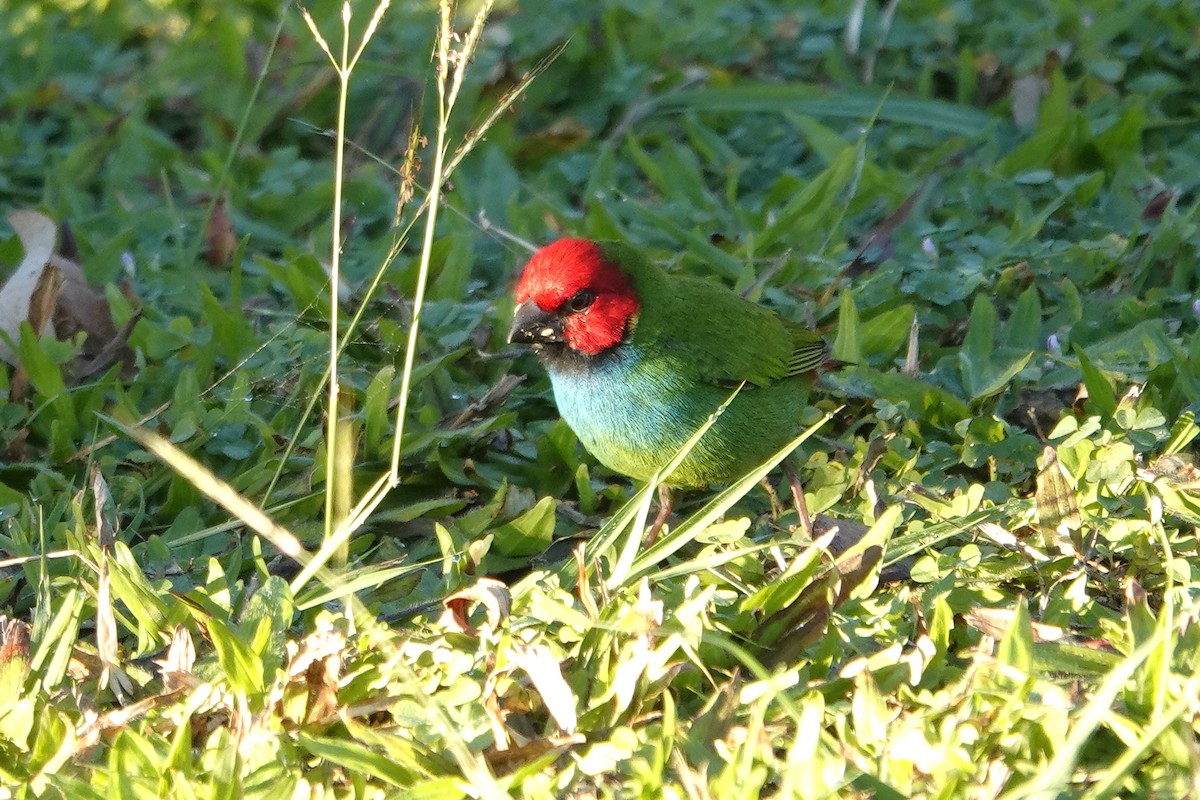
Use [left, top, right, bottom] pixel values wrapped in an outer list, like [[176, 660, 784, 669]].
[[599, 241, 826, 389]]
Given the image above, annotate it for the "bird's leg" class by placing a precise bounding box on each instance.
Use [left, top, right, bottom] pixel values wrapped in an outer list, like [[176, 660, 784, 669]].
[[759, 477, 784, 519], [784, 460, 813, 539], [644, 484, 673, 546]]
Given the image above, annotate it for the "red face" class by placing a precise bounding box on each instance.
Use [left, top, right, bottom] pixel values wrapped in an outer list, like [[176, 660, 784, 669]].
[[514, 239, 640, 356]]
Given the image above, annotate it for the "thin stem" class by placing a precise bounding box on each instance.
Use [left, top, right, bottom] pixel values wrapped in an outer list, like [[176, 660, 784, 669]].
[[323, 2, 353, 544], [389, 0, 457, 481]]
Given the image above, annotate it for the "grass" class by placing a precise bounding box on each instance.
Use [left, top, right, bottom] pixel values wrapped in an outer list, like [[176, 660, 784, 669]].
[[1, 0, 1200, 796]]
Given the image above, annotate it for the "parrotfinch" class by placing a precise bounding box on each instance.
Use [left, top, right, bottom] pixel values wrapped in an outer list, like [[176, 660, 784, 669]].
[[509, 239, 827, 510]]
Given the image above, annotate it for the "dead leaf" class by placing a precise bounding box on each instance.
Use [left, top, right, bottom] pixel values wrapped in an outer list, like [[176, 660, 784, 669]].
[[443, 373, 525, 429], [483, 733, 585, 773], [1036, 445, 1081, 552], [965, 607, 1115, 652], [516, 117, 593, 163], [90, 463, 116, 550], [279, 619, 346, 726], [1125, 577, 1148, 607], [1141, 189, 1173, 221], [74, 308, 141, 381], [0, 209, 138, 379], [89, 465, 132, 701], [58, 220, 80, 261], [0, 209, 58, 362], [0, 617, 32, 688], [51, 253, 138, 379], [440, 578, 511, 636], [153, 626, 198, 693], [816, 513, 911, 582], [204, 197, 238, 267], [303, 652, 341, 725], [1142, 453, 1200, 487], [844, 171, 946, 279], [1011, 73, 1046, 129], [5, 427, 28, 463], [902, 313, 920, 377], [483, 674, 512, 751], [575, 543, 600, 620], [973, 51, 1013, 106], [966, 607, 1066, 642], [976, 521, 1049, 563], [760, 518, 894, 664], [28, 263, 65, 337], [74, 688, 186, 754]]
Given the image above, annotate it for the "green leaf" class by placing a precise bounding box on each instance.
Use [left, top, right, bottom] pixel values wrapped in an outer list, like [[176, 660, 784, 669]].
[[859, 304, 914, 360], [1003, 286, 1042, 351], [970, 352, 1034, 402], [833, 367, 970, 427], [27, 704, 71, 778], [960, 293, 997, 398], [1093, 102, 1145, 166], [18, 324, 78, 442], [625, 136, 715, 212], [658, 83, 995, 136], [397, 777, 469, 800], [574, 463, 598, 515], [30, 586, 83, 692], [1075, 346, 1117, 418], [108, 729, 163, 797], [832, 289, 861, 364], [1011, 632, 1165, 798], [490, 495, 556, 557], [1162, 411, 1198, 456], [300, 733, 418, 788], [1031, 641, 1123, 676], [184, 606, 265, 695], [236, 576, 294, 677], [341, 715, 455, 781], [200, 282, 253, 362], [364, 365, 396, 456], [850, 671, 887, 753], [996, 596, 1034, 681], [620, 204, 744, 280], [757, 145, 858, 250], [429, 234, 474, 302], [740, 544, 827, 618], [106, 541, 169, 650]]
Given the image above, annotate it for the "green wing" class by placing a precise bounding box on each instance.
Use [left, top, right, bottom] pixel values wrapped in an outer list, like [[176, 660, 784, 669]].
[[604, 242, 827, 388], [782, 320, 829, 377]]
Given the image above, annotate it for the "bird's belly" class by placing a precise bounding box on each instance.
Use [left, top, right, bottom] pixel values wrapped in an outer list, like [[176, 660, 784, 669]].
[[546, 353, 804, 487], [548, 359, 681, 482]]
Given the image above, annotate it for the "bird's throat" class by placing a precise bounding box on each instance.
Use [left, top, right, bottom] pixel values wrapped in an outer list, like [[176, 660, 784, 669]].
[[533, 339, 620, 375]]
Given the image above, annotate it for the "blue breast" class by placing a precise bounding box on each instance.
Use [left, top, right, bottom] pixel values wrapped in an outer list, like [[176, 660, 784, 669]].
[[546, 347, 695, 482]]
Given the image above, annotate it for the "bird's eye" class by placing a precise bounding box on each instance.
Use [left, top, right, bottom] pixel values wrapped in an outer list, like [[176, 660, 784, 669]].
[[568, 289, 596, 312]]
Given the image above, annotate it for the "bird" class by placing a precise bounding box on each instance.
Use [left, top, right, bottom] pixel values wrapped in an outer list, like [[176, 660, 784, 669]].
[[508, 238, 828, 538]]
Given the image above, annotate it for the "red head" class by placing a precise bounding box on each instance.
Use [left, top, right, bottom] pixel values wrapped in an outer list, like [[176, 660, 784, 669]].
[[511, 239, 640, 356]]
